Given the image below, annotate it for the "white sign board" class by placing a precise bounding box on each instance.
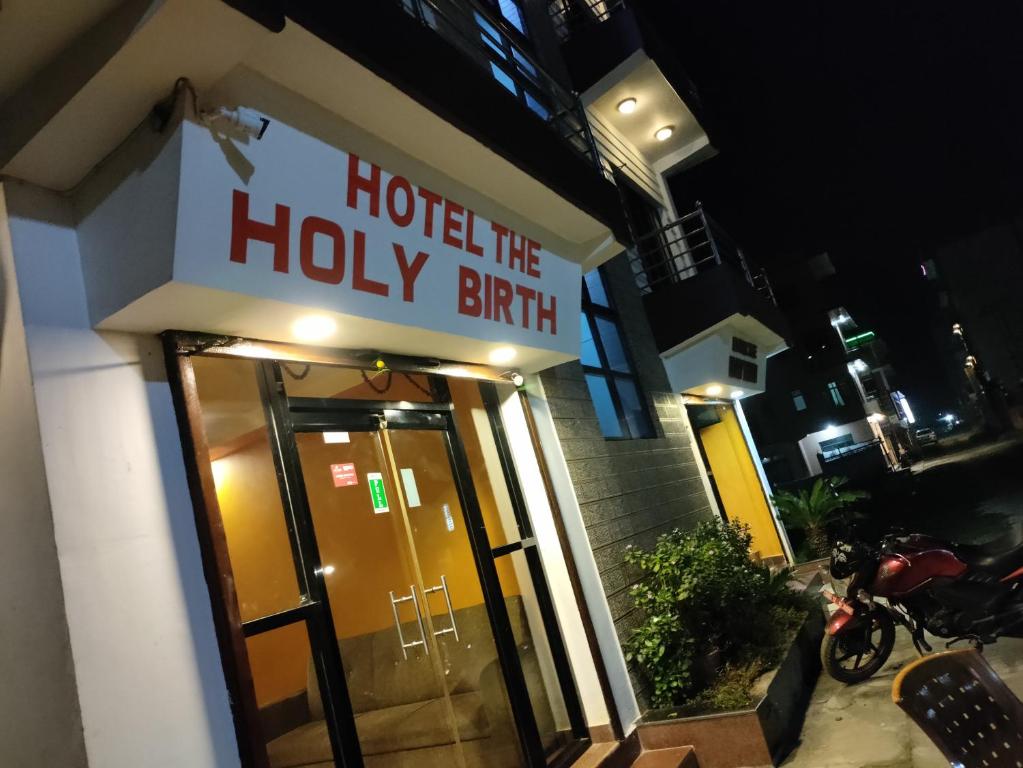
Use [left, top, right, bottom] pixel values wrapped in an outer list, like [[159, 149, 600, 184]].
[[172, 120, 581, 356]]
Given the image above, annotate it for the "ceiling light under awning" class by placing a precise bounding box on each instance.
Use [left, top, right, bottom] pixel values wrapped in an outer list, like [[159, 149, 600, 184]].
[[292, 314, 337, 342], [617, 97, 638, 114], [489, 346, 517, 364]]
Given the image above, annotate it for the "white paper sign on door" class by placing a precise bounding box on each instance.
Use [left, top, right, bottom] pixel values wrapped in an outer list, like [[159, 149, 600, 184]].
[[399, 468, 421, 508]]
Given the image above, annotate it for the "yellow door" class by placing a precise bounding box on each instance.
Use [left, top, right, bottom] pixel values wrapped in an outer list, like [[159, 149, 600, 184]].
[[699, 406, 785, 561]]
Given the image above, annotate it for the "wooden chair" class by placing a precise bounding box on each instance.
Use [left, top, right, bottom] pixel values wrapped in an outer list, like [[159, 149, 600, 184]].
[[892, 649, 1023, 767]]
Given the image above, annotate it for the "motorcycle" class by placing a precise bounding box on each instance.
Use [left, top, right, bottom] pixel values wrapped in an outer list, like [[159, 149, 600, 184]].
[[821, 527, 1023, 683]]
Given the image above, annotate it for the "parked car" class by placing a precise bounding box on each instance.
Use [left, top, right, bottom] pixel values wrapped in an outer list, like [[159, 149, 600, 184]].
[[914, 427, 937, 446]]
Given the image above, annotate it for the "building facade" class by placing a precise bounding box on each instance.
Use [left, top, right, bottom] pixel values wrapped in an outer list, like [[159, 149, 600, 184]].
[[0, 2, 789, 767], [928, 220, 1023, 431], [742, 255, 907, 487]]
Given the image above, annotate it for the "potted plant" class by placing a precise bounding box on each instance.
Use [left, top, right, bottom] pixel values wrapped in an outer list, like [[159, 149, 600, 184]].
[[623, 520, 807, 709], [621, 521, 823, 768], [771, 476, 867, 560]]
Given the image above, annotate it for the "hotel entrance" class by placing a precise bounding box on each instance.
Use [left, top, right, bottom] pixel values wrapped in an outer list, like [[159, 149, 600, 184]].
[[171, 338, 588, 768]]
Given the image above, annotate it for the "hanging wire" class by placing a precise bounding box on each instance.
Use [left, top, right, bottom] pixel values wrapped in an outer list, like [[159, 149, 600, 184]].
[[281, 363, 311, 380], [361, 369, 393, 394], [401, 372, 434, 398], [357, 369, 434, 399]]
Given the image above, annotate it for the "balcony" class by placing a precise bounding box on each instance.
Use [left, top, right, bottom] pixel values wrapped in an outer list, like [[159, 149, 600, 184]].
[[547, 0, 713, 179], [630, 205, 790, 398], [280, 0, 629, 243], [551, 0, 644, 90], [399, 0, 601, 170]]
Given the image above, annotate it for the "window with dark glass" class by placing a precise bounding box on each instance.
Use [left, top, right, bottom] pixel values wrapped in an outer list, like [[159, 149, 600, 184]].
[[580, 269, 654, 439], [490, 0, 528, 33], [473, 5, 552, 120], [728, 356, 758, 383], [827, 381, 846, 406], [792, 390, 808, 412], [731, 337, 757, 358]]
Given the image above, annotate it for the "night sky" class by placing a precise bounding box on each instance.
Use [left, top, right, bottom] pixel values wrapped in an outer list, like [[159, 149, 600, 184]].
[[643, 1, 1023, 421]]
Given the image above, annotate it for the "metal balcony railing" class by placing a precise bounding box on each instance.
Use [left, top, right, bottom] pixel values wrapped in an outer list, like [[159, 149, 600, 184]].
[[549, 0, 627, 41], [627, 203, 778, 305], [399, 0, 602, 172]]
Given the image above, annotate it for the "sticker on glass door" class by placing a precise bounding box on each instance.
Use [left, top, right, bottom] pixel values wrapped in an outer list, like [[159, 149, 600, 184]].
[[330, 463, 358, 487], [367, 472, 390, 513], [399, 468, 421, 508]]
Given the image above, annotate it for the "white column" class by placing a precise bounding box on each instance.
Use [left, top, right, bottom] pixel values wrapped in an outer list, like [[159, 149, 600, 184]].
[[4, 181, 239, 768]]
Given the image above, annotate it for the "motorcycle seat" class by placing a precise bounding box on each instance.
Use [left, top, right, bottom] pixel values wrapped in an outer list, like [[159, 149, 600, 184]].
[[957, 527, 1023, 576]]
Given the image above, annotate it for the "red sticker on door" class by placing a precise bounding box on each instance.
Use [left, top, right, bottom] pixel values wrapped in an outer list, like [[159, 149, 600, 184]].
[[331, 463, 358, 488]]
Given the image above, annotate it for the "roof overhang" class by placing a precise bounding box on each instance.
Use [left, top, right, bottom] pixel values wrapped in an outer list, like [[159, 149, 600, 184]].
[[583, 51, 714, 177], [0, 0, 624, 265]]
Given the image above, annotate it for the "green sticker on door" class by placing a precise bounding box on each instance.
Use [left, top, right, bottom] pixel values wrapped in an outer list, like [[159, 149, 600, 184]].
[[367, 472, 389, 514]]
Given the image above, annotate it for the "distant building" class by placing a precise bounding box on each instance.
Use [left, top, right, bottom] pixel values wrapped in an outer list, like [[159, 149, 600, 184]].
[[927, 218, 1023, 431], [741, 256, 907, 485]]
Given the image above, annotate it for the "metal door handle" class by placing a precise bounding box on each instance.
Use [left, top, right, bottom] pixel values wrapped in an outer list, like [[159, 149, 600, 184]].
[[423, 574, 460, 642], [389, 586, 429, 660]]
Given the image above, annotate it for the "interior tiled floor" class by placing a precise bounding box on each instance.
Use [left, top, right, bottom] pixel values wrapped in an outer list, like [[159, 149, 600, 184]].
[[782, 633, 1023, 767]]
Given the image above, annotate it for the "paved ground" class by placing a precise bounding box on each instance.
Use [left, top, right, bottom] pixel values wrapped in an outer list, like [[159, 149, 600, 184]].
[[782, 633, 1023, 767], [889, 435, 1023, 545], [783, 434, 1023, 767]]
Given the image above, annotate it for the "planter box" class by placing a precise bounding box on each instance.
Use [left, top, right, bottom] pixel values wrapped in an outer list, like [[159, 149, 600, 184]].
[[636, 607, 826, 768]]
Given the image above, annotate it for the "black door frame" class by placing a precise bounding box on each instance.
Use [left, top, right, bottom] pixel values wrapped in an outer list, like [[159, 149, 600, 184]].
[[272, 360, 555, 766], [164, 333, 591, 768]]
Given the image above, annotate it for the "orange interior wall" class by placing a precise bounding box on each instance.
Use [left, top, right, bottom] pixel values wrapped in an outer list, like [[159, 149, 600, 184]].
[[699, 406, 785, 561], [210, 375, 519, 708]]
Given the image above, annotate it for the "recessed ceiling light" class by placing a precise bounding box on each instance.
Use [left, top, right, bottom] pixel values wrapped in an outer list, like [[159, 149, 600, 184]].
[[730, 389, 744, 399], [292, 314, 336, 342], [211, 459, 229, 488], [489, 346, 517, 364], [706, 384, 723, 396], [655, 125, 674, 141], [617, 97, 638, 114]]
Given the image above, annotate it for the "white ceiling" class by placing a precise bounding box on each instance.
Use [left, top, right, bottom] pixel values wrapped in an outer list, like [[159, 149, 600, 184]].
[[586, 53, 708, 167], [0, 0, 124, 103]]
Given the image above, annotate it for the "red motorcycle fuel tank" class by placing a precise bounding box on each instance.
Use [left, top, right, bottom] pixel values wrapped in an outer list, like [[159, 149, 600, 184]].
[[870, 536, 967, 598]]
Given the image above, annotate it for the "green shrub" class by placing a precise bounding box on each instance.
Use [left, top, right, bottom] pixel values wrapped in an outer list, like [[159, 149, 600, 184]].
[[772, 476, 868, 559], [623, 520, 807, 709]]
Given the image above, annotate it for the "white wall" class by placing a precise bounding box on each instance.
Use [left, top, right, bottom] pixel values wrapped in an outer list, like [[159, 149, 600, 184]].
[[797, 418, 874, 477], [0, 186, 88, 767], [3, 180, 239, 768]]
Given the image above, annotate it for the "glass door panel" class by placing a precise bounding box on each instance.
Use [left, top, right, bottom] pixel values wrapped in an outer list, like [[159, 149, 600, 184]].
[[385, 429, 525, 768], [447, 379, 580, 759], [493, 549, 574, 756], [193, 356, 305, 623], [294, 429, 463, 766]]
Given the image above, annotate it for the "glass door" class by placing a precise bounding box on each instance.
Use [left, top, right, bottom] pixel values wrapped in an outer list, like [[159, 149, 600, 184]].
[[293, 426, 466, 766], [386, 427, 527, 768], [293, 415, 528, 768], [185, 350, 589, 768]]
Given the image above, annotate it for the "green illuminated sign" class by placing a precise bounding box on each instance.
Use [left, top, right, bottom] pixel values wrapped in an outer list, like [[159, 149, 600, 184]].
[[845, 331, 876, 348], [367, 472, 389, 514]]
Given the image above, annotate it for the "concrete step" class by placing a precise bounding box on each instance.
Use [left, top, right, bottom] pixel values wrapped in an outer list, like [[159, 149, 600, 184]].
[[630, 745, 699, 768], [571, 741, 621, 768]]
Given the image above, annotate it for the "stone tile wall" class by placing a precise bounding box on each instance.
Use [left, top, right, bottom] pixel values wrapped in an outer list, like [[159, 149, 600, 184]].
[[539, 252, 716, 705]]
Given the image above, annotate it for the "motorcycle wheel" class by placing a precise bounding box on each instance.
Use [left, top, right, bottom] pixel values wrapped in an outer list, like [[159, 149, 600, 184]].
[[821, 609, 896, 684]]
